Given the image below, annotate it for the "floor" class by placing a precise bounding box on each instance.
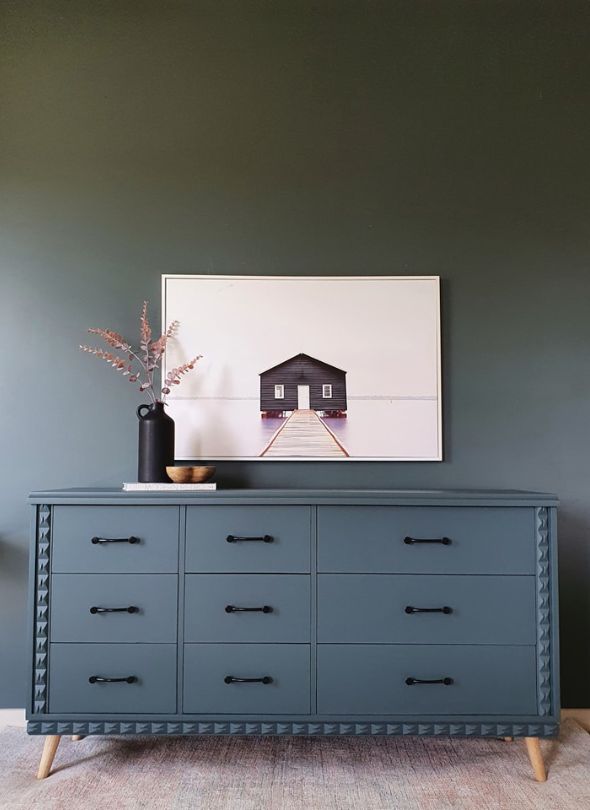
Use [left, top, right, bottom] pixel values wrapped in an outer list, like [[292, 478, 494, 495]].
[[1, 720, 589, 810], [0, 709, 25, 729]]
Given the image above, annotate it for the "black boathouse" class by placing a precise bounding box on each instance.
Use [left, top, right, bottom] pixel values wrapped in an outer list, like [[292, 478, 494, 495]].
[[259, 353, 347, 417]]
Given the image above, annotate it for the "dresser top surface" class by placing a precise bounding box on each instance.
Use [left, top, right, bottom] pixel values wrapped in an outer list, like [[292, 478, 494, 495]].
[[29, 487, 558, 506]]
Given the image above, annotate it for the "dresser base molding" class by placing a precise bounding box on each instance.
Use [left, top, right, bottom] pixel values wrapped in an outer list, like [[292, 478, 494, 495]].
[[27, 720, 559, 737], [33, 730, 552, 781]]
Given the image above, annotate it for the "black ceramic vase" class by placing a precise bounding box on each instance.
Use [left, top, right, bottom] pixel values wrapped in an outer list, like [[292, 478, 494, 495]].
[[137, 402, 175, 483]]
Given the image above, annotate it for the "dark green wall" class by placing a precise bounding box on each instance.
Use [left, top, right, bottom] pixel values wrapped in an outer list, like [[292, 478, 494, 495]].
[[1, 1, 589, 706]]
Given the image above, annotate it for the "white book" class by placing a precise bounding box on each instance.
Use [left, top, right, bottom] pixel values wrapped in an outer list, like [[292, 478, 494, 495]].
[[122, 482, 217, 491]]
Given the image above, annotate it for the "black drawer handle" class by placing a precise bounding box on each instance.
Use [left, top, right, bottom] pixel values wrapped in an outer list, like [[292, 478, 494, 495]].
[[405, 606, 453, 615], [88, 675, 137, 684], [225, 605, 273, 613], [89, 606, 138, 615], [226, 534, 274, 543], [91, 536, 140, 545], [403, 536, 451, 545], [405, 677, 453, 686], [224, 675, 273, 685]]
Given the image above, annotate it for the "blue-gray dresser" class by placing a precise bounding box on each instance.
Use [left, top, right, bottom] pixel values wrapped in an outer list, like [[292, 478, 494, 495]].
[[27, 488, 559, 781]]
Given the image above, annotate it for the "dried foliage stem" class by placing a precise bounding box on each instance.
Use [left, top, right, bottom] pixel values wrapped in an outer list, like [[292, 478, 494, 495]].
[[80, 302, 200, 404]]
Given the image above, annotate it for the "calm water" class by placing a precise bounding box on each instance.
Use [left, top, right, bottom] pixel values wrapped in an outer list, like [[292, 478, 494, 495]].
[[170, 398, 439, 459]]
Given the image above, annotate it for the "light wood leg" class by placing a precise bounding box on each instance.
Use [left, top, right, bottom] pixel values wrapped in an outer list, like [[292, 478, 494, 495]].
[[71, 735, 84, 741], [525, 737, 547, 782], [37, 735, 61, 780], [503, 736, 514, 742]]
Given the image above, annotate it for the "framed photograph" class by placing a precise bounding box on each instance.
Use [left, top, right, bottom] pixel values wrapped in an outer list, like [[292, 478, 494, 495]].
[[162, 275, 442, 461]]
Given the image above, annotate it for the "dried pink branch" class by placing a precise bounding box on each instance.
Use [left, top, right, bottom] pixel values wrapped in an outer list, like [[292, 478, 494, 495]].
[[87, 328, 131, 352], [149, 334, 167, 366], [162, 355, 202, 396], [166, 320, 179, 338], [148, 325, 178, 370], [80, 345, 129, 371], [80, 301, 201, 405], [139, 301, 152, 356]]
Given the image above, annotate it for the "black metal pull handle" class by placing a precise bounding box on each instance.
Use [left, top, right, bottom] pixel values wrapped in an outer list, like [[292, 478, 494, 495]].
[[225, 605, 273, 613], [91, 536, 139, 545], [226, 534, 274, 543], [405, 677, 453, 686], [89, 606, 138, 614], [403, 536, 451, 545], [224, 675, 273, 684], [405, 606, 453, 614], [88, 675, 137, 684]]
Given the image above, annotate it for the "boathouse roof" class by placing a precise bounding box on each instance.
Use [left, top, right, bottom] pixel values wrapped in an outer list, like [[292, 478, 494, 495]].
[[259, 353, 347, 377]]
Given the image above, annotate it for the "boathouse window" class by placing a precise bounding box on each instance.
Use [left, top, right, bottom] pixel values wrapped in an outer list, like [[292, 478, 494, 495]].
[[274, 384, 284, 399], [322, 384, 333, 398]]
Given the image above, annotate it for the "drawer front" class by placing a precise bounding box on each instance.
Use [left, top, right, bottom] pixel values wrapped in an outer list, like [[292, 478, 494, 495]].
[[51, 574, 178, 643], [51, 506, 179, 573], [318, 574, 536, 644], [317, 645, 537, 715], [183, 644, 310, 714], [186, 506, 311, 573], [185, 575, 310, 642], [49, 643, 177, 714], [318, 507, 534, 574]]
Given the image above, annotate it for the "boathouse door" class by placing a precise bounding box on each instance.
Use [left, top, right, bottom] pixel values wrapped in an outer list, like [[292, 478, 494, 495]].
[[297, 385, 310, 409]]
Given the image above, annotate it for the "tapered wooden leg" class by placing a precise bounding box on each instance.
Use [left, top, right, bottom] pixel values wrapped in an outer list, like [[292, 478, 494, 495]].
[[71, 735, 84, 741], [525, 737, 547, 782], [503, 737, 514, 742], [37, 735, 61, 779]]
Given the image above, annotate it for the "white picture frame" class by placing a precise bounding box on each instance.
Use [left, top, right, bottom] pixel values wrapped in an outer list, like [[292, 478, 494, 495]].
[[162, 275, 442, 461]]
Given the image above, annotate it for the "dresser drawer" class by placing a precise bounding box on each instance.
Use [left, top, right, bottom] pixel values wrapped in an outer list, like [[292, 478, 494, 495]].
[[186, 506, 311, 573], [48, 643, 177, 714], [183, 644, 310, 714], [50, 574, 178, 643], [318, 574, 535, 644], [318, 507, 534, 574], [185, 575, 310, 642], [317, 645, 537, 715], [51, 506, 179, 573]]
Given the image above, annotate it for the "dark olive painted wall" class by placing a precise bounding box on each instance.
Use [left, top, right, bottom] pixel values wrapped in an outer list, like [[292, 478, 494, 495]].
[[1, 1, 589, 706]]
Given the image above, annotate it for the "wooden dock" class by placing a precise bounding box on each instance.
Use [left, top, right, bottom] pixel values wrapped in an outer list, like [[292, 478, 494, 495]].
[[261, 410, 349, 457]]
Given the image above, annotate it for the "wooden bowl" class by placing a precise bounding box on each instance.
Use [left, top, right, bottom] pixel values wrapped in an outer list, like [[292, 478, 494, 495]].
[[166, 466, 216, 484]]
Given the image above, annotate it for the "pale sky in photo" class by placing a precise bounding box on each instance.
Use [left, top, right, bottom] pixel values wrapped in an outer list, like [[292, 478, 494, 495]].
[[164, 276, 440, 399]]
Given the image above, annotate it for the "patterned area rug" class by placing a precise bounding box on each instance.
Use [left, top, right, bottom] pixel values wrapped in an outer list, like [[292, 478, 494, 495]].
[[1, 720, 589, 809]]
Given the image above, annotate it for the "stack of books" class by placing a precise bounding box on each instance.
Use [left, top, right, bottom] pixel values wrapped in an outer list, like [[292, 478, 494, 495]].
[[122, 482, 217, 491]]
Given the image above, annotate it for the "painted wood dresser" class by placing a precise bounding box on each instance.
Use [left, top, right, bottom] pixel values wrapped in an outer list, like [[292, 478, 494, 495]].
[[27, 488, 559, 781]]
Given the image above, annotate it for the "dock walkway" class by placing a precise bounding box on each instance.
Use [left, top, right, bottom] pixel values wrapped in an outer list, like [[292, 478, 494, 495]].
[[261, 409, 348, 457]]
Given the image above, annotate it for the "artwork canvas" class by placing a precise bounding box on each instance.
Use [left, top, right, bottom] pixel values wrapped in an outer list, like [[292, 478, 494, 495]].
[[162, 275, 442, 461]]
